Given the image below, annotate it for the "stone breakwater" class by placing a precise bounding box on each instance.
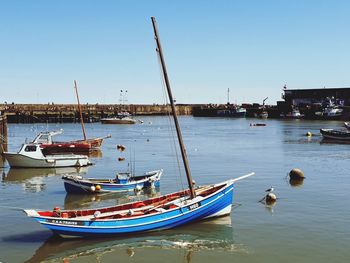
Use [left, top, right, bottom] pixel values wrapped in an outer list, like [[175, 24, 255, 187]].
[[0, 104, 194, 123]]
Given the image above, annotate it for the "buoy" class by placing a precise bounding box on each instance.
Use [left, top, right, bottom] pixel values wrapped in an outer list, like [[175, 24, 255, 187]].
[[118, 157, 125, 162], [306, 132, 312, 137], [117, 144, 126, 152], [146, 139, 150, 142], [289, 168, 305, 180], [90, 186, 96, 192], [95, 185, 101, 191], [265, 192, 277, 204]]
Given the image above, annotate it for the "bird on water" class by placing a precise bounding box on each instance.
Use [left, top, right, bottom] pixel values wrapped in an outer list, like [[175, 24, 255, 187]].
[[265, 187, 274, 193]]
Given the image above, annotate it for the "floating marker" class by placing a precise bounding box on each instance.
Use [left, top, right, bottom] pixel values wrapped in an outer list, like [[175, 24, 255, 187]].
[[289, 168, 305, 180], [117, 144, 126, 152], [265, 192, 277, 204]]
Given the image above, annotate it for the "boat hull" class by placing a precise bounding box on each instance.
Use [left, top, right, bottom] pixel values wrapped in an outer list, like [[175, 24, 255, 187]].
[[101, 118, 136, 124], [3, 153, 90, 168], [25, 181, 234, 237], [320, 129, 350, 141], [63, 170, 163, 193], [40, 143, 91, 154]]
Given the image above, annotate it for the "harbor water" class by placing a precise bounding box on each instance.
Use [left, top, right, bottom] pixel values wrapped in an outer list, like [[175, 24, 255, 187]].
[[0, 116, 349, 262]]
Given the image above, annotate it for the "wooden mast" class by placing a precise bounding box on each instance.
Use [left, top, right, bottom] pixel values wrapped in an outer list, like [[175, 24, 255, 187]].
[[74, 80, 87, 142], [151, 17, 196, 199]]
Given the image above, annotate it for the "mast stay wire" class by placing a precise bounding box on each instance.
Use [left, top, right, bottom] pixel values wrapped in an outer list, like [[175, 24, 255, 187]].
[[156, 48, 185, 192]]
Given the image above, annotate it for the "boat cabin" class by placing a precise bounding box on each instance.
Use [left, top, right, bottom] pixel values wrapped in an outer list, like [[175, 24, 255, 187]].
[[32, 130, 63, 144], [18, 144, 46, 158]]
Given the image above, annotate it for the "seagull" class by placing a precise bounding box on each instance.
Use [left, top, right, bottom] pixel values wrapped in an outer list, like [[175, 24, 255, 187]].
[[265, 187, 274, 193]]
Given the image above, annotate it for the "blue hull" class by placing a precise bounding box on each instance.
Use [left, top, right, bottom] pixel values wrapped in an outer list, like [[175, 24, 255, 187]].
[[63, 170, 162, 194], [63, 180, 161, 194], [26, 181, 234, 237]]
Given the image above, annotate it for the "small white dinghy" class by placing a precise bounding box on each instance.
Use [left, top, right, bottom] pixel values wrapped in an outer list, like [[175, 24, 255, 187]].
[[3, 144, 91, 168]]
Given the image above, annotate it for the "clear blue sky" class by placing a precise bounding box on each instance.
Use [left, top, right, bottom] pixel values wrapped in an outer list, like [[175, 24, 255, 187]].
[[0, 0, 349, 105]]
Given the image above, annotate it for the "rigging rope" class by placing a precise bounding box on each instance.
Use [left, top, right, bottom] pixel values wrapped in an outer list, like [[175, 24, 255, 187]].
[[156, 49, 185, 192]]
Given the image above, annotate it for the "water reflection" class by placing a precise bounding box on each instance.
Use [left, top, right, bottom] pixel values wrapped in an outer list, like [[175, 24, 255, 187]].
[[25, 216, 242, 263], [88, 149, 103, 158], [289, 178, 304, 187], [319, 138, 350, 145], [3, 167, 88, 192]]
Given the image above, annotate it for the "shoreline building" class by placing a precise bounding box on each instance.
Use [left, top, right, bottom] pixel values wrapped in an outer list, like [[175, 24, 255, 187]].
[[282, 87, 350, 107]]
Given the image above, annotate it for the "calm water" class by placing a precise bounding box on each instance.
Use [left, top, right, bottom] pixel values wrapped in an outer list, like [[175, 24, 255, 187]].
[[0, 117, 349, 263]]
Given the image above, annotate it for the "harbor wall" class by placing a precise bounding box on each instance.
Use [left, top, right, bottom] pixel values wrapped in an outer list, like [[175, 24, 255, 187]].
[[0, 104, 194, 123]]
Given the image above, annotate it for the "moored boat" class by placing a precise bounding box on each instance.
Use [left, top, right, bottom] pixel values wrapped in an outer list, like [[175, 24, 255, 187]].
[[322, 106, 343, 119], [280, 109, 304, 119], [101, 111, 137, 124], [320, 128, 350, 141], [100, 116, 137, 124], [62, 169, 163, 193], [24, 176, 251, 237], [217, 107, 246, 118], [3, 143, 91, 168], [258, 111, 268, 119], [32, 130, 110, 154]]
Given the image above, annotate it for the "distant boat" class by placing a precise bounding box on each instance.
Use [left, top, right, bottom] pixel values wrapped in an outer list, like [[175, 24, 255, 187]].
[[3, 143, 91, 168], [23, 17, 254, 238], [32, 129, 110, 154], [258, 111, 268, 119], [101, 112, 137, 124], [62, 169, 163, 194], [217, 107, 246, 118], [320, 128, 350, 141], [280, 109, 304, 119], [316, 106, 344, 120]]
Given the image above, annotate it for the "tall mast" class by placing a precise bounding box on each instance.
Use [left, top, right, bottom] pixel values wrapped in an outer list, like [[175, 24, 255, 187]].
[[151, 17, 196, 199], [74, 80, 87, 141]]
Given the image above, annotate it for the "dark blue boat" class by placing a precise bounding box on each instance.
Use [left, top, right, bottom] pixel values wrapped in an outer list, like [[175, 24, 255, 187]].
[[62, 170, 163, 194]]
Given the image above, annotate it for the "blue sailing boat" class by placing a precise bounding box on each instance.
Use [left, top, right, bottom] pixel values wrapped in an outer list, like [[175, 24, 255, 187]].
[[23, 17, 254, 238]]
